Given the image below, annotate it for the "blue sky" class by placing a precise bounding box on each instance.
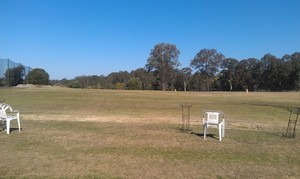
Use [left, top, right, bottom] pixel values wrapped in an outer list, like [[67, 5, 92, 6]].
[[1, 0, 299, 80]]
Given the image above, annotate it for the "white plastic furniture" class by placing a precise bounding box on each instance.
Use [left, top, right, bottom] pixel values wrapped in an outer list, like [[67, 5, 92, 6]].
[[0, 103, 21, 134], [202, 111, 225, 141]]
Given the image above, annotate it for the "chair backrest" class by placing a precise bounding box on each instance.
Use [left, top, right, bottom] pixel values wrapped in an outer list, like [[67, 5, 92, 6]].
[[202, 111, 223, 125], [0, 103, 12, 118], [0, 104, 6, 118], [206, 112, 220, 124]]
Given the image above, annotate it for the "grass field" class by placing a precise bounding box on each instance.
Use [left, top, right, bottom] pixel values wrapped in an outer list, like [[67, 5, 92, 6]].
[[0, 87, 300, 178]]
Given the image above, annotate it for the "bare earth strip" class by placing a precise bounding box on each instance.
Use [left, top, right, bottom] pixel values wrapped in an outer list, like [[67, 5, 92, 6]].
[[22, 113, 288, 131]]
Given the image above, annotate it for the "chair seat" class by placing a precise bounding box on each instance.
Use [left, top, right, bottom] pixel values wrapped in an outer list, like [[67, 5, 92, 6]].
[[2, 116, 17, 120], [205, 121, 223, 126]]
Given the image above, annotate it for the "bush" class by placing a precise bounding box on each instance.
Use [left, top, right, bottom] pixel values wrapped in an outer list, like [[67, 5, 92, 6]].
[[26, 68, 49, 85], [126, 78, 142, 90]]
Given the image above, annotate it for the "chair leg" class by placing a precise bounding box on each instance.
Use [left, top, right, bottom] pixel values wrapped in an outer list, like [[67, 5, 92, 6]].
[[222, 124, 225, 137], [17, 113, 21, 132], [6, 120, 10, 134], [203, 125, 207, 140], [218, 125, 222, 141]]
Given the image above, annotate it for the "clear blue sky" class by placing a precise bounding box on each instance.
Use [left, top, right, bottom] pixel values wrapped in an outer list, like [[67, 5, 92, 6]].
[[1, 0, 299, 80]]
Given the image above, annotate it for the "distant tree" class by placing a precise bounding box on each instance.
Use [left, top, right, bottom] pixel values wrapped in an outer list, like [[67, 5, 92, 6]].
[[260, 54, 284, 91], [234, 58, 261, 91], [174, 67, 192, 91], [73, 75, 102, 89], [290, 52, 300, 90], [26, 68, 49, 85], [181, 67, 192, 91], [219, 58, 239, 91], [190, 71, 208, 91], [126, 77, 142, 90], [274, 55, 293, 91], [146, 43, 180, 91], [74, 75, 89, 88], [5, 65, 25, 86], [58, 78, 71, 87], [190, 49, 225, 91], [249, 58, 263, 91], [87, 75, 101, 89], [0, 78, 5, 86], [107, 71, 131, 86], [116, 82, 125, 90], [96, 75, 109, 89], [68, 80, 82, 88], [131, 68, 152, 90], [280, 54, 294, 90]]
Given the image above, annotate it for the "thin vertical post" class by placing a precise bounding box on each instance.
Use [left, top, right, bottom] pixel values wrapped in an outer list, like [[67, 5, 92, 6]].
[[292, 109, 299, 137], [286, 110, 293, 137]]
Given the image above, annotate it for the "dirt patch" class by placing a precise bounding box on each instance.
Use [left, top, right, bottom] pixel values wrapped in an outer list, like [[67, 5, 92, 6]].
[[15, 84, 36, 88], [21, 114, 180, 124], [15, 84, 66, 88], [21, 113, 286, 132]]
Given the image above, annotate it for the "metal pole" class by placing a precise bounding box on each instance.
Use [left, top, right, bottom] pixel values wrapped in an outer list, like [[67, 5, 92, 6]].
[[292, 108, 299, 137], [286, 110, 293, 137]]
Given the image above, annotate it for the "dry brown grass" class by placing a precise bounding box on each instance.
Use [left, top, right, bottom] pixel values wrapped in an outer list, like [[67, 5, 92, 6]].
[[0, 88, 300, 178]]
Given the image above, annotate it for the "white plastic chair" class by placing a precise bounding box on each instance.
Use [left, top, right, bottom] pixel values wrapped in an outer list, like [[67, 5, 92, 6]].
[[0, 103, 21, 134], [202, 111, 225, 141]]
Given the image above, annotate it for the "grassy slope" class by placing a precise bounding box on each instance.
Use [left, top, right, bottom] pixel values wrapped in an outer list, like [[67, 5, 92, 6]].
[[0, 88, 299, 178]]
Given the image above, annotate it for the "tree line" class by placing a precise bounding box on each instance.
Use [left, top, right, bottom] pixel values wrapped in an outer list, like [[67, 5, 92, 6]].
[[1, 43, 300, 91], [0, 67, 49, 87]]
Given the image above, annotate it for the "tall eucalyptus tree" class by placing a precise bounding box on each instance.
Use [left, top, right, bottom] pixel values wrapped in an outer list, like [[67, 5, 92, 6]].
[[146, 43, 180, 91]]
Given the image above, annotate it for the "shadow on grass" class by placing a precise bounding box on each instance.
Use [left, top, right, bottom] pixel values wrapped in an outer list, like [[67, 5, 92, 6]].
[[0, 127, 22, 134], [176, 125, 221, 140], [191, 132, 218, 140]]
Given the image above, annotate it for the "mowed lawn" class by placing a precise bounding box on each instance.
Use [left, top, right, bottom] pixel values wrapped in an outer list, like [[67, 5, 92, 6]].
[[0, 87, 300, 178]]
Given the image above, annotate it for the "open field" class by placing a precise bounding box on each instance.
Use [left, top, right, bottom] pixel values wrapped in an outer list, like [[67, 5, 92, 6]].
[[0, 88, 300, 178]]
